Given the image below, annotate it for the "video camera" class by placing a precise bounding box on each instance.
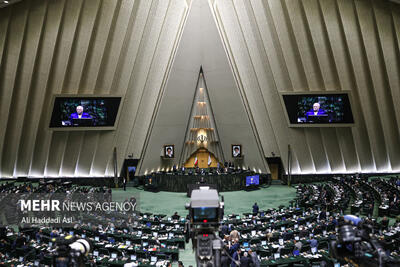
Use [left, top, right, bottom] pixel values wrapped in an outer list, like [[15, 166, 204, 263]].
[[185, 187, 224, 267], [330, 215, 400, 267], [51, 235, 92, 267]]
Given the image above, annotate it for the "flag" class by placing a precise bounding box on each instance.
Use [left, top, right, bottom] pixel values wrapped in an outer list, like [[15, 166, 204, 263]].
[[208, 154, 212, 166], [194, 156, 198, 166]]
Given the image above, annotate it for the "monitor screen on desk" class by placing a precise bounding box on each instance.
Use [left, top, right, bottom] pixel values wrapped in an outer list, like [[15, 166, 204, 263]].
[[151, 256, 157, 262], [131, 255, 137, 261], [311, 247, 317, 254], [111, 253, 117, 259], [274, 253, 280, 260], [281, 92, 354, 127], [93, 251, 99, 257]]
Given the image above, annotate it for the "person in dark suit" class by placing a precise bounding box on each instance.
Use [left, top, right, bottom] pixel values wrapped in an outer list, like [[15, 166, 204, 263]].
[[221, 223, 229, 237], [248, 249, 260, 267], [240, 251, 252, 267], [231, 248, 241, 267], [381, 216, 389, 229], [172, 212, 180, 221], [221, 248, 230, 267], [252, 203, 259, 215], [229, 241, 240, 258], [299, 227, 309, 238], [70, 105, 91, 120]]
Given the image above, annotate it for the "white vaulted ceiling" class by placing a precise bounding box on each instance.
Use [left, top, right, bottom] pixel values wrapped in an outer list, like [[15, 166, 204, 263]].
[[1, 0, 400, 177], [211, 0, 400, 174], [0, 0, 189, 177]]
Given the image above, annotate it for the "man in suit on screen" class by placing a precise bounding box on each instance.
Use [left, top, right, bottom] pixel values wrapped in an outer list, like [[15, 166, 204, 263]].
[[70, 105, 91, 120], [305, 102, 327, 122]]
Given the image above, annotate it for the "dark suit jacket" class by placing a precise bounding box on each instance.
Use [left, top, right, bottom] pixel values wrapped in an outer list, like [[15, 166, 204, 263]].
[[221, 225, 229, 236], [240, 256, 252, 267]]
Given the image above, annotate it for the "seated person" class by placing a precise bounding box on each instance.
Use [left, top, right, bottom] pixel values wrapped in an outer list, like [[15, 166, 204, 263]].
[[380, 216, 389, 229], [172, 212, 180, 221]]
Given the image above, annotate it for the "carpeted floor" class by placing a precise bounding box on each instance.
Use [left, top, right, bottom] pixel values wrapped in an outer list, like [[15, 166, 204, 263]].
[[112, 185, 297, 266]]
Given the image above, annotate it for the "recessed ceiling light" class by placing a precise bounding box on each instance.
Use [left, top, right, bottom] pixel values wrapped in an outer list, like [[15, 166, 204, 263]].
[[4, 1, 9, 3]]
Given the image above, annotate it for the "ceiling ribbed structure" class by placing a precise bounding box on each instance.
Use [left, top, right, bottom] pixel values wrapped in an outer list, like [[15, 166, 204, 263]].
[[0, 0, 189, 177], [1, 0, 400, 177], [211, 0, 400, 174]]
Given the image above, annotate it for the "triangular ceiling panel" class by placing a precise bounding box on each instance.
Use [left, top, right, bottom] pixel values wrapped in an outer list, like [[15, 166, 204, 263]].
[[180, 68, 224, 164]]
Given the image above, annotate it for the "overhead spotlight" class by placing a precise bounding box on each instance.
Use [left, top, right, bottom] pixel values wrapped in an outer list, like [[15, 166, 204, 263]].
[[4, 0, 9, 3]]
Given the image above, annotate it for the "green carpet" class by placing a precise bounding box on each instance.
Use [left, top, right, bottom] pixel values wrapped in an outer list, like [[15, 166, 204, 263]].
[[112, 185, 296, 266]]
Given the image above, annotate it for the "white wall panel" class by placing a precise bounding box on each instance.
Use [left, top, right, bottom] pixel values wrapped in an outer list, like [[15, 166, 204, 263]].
[[212, 0, 400, 174], [2, 0, 400, 177], [0, 0, 30, 177], [2, 0, 46, 177], [0, 0, 189, 178]]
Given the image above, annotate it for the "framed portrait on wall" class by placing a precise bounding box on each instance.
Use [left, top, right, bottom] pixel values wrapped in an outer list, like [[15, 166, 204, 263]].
[[232, 145, 242, 158], [164, 145, 174, 158]]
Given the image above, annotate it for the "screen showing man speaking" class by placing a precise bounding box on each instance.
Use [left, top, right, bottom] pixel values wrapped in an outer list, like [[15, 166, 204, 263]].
[[49, 96, 121, 128], [282, 93, 354, 126]]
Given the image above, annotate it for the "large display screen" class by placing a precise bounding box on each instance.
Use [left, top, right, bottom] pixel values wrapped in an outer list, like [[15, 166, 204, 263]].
[[49, 96, 122, 129], [246, 175, 260, 186], [281, 93, 354, 126]]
